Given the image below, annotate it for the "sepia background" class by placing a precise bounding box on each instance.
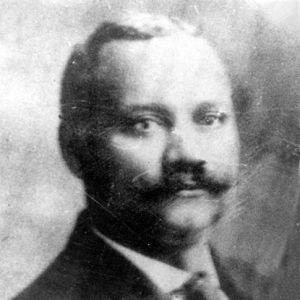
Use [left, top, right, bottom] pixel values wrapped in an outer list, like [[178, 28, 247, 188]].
[[0, 0, 299, 299]]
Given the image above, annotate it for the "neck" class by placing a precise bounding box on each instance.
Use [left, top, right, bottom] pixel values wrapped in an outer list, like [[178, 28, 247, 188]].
[[90, 204, 211, 272], [94, 224, 220, 289]]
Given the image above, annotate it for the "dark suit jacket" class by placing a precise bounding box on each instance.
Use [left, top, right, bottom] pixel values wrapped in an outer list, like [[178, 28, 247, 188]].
[[14, 210, 250, 300]]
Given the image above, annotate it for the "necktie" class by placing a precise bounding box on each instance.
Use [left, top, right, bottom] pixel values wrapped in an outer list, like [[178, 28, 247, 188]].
[[167, 272, 229, 300]]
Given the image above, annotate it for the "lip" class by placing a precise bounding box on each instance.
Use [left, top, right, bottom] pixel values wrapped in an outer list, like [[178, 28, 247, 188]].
[[174, 189, 208, 199]]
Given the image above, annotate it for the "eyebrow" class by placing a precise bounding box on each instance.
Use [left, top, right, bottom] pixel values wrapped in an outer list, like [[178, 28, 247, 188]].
[[194, 102, 219, 111], [117, 101, 226, 124], [119, 103, 172, 119], [120, 101, 221, 112]]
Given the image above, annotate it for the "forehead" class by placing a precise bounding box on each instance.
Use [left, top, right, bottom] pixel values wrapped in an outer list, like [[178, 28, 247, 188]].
[[95, 33, 231, 107]]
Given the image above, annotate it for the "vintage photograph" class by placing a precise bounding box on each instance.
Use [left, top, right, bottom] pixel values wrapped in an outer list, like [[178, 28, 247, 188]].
[[0, 1, 299, 299]]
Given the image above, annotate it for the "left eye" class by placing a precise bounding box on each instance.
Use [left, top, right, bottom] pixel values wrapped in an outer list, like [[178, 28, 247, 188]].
[[202, 114, 219, 125], [197, 112, 224, 126]]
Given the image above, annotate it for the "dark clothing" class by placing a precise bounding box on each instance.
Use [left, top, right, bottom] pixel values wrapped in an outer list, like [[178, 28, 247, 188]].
[[14, 210, 249, 300]]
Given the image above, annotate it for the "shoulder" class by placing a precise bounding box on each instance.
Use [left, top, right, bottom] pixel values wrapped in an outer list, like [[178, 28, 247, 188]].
[[14, 211, 106, 300], [13, 210, 152, 300]]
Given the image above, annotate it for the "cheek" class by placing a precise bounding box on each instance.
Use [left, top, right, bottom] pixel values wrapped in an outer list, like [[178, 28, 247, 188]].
[[205, 126, 240, 174], [216, 132, 239, 161], [109, 134, 168, 183], [224, 125, 240, 165]]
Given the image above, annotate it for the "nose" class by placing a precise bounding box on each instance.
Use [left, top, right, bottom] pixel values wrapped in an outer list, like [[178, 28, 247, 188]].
[[164, 128, 205, 165]]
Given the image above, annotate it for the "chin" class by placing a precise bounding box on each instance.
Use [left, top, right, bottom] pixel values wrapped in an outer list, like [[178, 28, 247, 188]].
[[162, 197, 221, 233], [153, 200, 220, 253]]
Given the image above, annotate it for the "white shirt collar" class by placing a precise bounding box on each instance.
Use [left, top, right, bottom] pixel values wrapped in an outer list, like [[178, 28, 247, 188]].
[[93, 228, 219, 294]]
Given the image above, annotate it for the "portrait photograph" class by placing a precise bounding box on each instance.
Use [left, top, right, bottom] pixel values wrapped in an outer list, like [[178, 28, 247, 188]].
[[0, 0, 299, 299]]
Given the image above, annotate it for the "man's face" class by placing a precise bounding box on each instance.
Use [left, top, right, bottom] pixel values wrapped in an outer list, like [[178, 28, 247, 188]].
[[93, 34, 239, 248]]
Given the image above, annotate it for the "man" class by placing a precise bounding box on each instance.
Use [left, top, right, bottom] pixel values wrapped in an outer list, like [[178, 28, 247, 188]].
[[15, 13, 243, 299]]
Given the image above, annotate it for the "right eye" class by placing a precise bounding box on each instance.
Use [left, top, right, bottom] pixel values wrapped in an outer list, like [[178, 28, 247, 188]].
[[133, 119, 156, 133], [122, 116, 163, 136]]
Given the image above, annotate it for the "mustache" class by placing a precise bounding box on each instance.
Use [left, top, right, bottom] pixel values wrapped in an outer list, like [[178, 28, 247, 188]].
[[132, 161, 232, 197]]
